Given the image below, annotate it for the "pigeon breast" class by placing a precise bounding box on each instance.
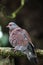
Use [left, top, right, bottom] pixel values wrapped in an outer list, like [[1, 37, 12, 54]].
[[9, 27, 29, 47]]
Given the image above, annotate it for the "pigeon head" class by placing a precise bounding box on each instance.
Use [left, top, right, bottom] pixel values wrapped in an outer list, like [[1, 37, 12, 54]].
[[6, 22, 18, 30]]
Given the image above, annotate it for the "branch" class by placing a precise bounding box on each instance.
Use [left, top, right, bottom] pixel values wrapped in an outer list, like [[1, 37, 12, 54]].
[[0, 47, 43, 58], [0, 47, 25, 57], [5, 0, 25, 19]]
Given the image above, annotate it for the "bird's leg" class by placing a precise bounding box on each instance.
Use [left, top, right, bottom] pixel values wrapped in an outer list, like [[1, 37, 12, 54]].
[[13, 48, 17, 52], [14, 46, 20, 51], [14, 46, 21, 52]]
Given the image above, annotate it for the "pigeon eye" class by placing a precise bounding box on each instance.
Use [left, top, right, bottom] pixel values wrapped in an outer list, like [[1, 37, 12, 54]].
[[9, 24, 12, 26]]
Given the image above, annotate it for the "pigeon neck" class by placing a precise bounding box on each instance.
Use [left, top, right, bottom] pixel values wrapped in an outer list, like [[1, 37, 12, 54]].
[[9, 27, 21, 34], [9, 29, 13, 34]]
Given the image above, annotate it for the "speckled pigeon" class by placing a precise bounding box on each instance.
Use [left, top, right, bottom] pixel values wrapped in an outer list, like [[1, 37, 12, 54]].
[[6, 22, 38, 64]]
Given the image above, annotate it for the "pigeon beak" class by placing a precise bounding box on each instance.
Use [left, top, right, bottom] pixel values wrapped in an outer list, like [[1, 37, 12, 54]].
[[6, 25, 9, 28]]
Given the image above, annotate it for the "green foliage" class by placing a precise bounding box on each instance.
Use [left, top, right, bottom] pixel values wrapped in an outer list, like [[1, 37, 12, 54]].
[[0, 34, 8, 47], [0, 0, 25, 19], [21, 0, 25, 6]]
